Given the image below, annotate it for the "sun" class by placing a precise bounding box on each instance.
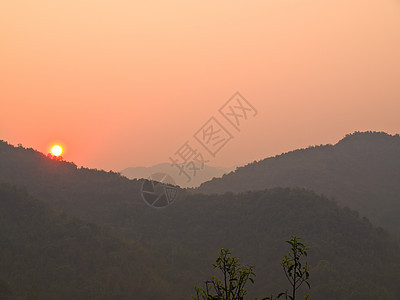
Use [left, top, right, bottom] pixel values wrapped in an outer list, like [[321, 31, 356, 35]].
[[51, 145, 63, 156]]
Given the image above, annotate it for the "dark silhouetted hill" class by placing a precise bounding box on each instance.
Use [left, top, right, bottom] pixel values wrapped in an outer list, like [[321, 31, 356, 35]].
[[1, 139, 400, 299], [0, 182, 183, 299], [0, 140, 151, 223], [196, 131, 400, 235], [114, 188, 400, 299]]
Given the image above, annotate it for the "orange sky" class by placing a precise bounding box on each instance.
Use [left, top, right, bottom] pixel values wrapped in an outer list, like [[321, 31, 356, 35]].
[[1, 0, 399, 171]]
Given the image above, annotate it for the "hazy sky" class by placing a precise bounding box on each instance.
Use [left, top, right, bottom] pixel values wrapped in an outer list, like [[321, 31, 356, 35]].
[[1, 0, 399, 171]]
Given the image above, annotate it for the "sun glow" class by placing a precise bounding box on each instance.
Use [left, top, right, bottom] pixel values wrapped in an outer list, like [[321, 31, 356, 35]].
[[51, 145, 63, 156]]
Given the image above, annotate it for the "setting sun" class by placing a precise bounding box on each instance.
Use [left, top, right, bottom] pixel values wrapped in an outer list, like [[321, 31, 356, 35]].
[[51, 145, 63, 156]]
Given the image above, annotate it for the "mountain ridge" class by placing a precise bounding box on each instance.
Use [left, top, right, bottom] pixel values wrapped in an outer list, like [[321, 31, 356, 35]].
[[196, 131, 400, 235], [2, 134, 400, 298]]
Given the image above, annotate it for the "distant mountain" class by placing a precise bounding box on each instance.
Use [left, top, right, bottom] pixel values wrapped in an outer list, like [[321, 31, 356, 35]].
[[1, 138, 400, 299], [0, 182, 182, 299], [196, 131, 400, 235], [120, 162, 234, 188]]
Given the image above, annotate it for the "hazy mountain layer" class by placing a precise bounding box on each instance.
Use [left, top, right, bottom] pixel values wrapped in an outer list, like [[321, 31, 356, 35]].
[[120, 162, 233, 188]]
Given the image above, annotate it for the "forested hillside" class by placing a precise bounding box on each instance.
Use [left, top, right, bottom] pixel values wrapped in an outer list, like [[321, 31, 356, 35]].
[[196, 132, 400, 235], [115, 188, 400, 299], [1, 139, 400, 299], [0, 140, 149, 223], [0, 182, 183, 300]]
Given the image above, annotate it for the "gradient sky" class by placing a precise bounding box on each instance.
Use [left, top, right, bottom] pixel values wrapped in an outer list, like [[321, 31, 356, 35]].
[[1, 0, 399, 171]]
